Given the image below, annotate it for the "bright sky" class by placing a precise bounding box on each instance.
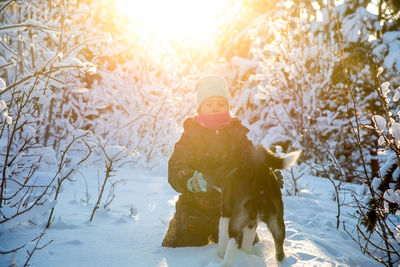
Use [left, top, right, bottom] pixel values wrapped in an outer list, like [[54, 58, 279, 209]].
[[115, 0, 231, 47]]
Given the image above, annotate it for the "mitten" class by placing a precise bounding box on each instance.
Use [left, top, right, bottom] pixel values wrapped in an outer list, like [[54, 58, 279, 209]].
[[187, 171, 207, 192]]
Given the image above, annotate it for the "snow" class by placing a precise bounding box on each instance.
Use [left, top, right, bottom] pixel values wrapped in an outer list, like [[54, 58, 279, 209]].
[[0, 100, 7, 111], [391, 123, 400, 146], [381, 32, 400, 72], [0, 78, 6, 91], [0, 166, 377, 267], [394, 91, 400, 102], [40, 147, 58, 165], [1, 0, 399, 266], [371, 177, 382, 192], [383, 189, 400, 204], [372, 115, 386, 133], [341, 7, 377, 43], [3, 112, 12, 125], [381, 81, 391, 98]]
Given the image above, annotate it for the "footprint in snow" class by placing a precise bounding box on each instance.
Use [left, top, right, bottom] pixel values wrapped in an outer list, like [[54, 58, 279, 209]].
[[51, 218, 79, 230], [313, 239, 341, 258], [62, 239, 84, 246], [114, 215, 138, 224], [297, 252, 317, 261]]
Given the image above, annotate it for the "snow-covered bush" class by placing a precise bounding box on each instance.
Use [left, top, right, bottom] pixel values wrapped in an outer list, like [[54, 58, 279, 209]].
[[74, 60, 196, 169], [0, 0, 201, 250], [243, 1, 385, 182], [348, 78, 400, 266], [0, 1, 113, 264]]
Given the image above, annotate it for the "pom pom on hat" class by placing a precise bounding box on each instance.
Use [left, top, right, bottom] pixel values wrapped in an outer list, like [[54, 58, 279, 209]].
[[195, 75, 230, 110]]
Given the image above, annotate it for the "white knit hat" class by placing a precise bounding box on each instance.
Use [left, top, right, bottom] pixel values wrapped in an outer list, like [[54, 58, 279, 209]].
[[195, 75, 230, 110]]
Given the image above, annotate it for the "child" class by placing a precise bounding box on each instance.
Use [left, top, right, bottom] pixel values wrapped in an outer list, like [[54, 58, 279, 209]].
[[162, 75, 260, 247]]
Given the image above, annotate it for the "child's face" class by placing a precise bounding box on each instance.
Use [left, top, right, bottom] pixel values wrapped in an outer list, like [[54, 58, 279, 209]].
[[199, 96, 229, 115]]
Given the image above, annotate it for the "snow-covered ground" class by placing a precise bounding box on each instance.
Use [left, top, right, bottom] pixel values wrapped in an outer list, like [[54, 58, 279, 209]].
[[1, 166, 378, 267]]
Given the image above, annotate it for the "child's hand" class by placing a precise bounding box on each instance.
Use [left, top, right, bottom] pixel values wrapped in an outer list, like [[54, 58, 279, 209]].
[[187, 171, 207, 192]]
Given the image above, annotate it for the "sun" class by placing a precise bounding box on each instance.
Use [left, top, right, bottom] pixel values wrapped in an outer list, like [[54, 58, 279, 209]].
[[115, 0, 231, 47]]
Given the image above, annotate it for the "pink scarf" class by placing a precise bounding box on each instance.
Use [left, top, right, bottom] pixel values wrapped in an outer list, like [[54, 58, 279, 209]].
[[195, 112, 232, 130]]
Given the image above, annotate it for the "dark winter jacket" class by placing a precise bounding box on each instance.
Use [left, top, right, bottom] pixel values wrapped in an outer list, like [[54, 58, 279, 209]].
[[168, 117, 253, 211]]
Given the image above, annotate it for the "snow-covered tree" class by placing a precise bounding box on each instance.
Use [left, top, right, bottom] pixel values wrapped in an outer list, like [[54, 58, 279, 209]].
[[0, 1, 111, 263]]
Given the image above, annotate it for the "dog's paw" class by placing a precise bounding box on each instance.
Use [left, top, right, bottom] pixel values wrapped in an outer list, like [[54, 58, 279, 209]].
[[276, 251, 285, 262], [217, 241, 227, 258], [217, 248, 225, 259]]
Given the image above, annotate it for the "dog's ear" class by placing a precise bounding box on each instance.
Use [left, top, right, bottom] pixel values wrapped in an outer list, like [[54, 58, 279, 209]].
[[251, 145, 281, 167]]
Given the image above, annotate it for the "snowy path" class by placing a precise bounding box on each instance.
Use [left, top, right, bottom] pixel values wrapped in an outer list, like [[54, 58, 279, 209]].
[[1, 167, 377, 266]]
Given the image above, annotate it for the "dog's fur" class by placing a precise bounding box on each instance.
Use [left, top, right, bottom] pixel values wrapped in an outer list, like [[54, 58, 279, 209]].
[[216, 146, 301, 266]]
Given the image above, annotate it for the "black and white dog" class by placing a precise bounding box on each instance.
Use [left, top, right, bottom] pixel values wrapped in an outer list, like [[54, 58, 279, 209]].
[[216, 146, 301, 266]]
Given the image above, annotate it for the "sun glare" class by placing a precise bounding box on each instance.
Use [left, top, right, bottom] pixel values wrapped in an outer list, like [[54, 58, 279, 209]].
[[115, 0, 230, 47]]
